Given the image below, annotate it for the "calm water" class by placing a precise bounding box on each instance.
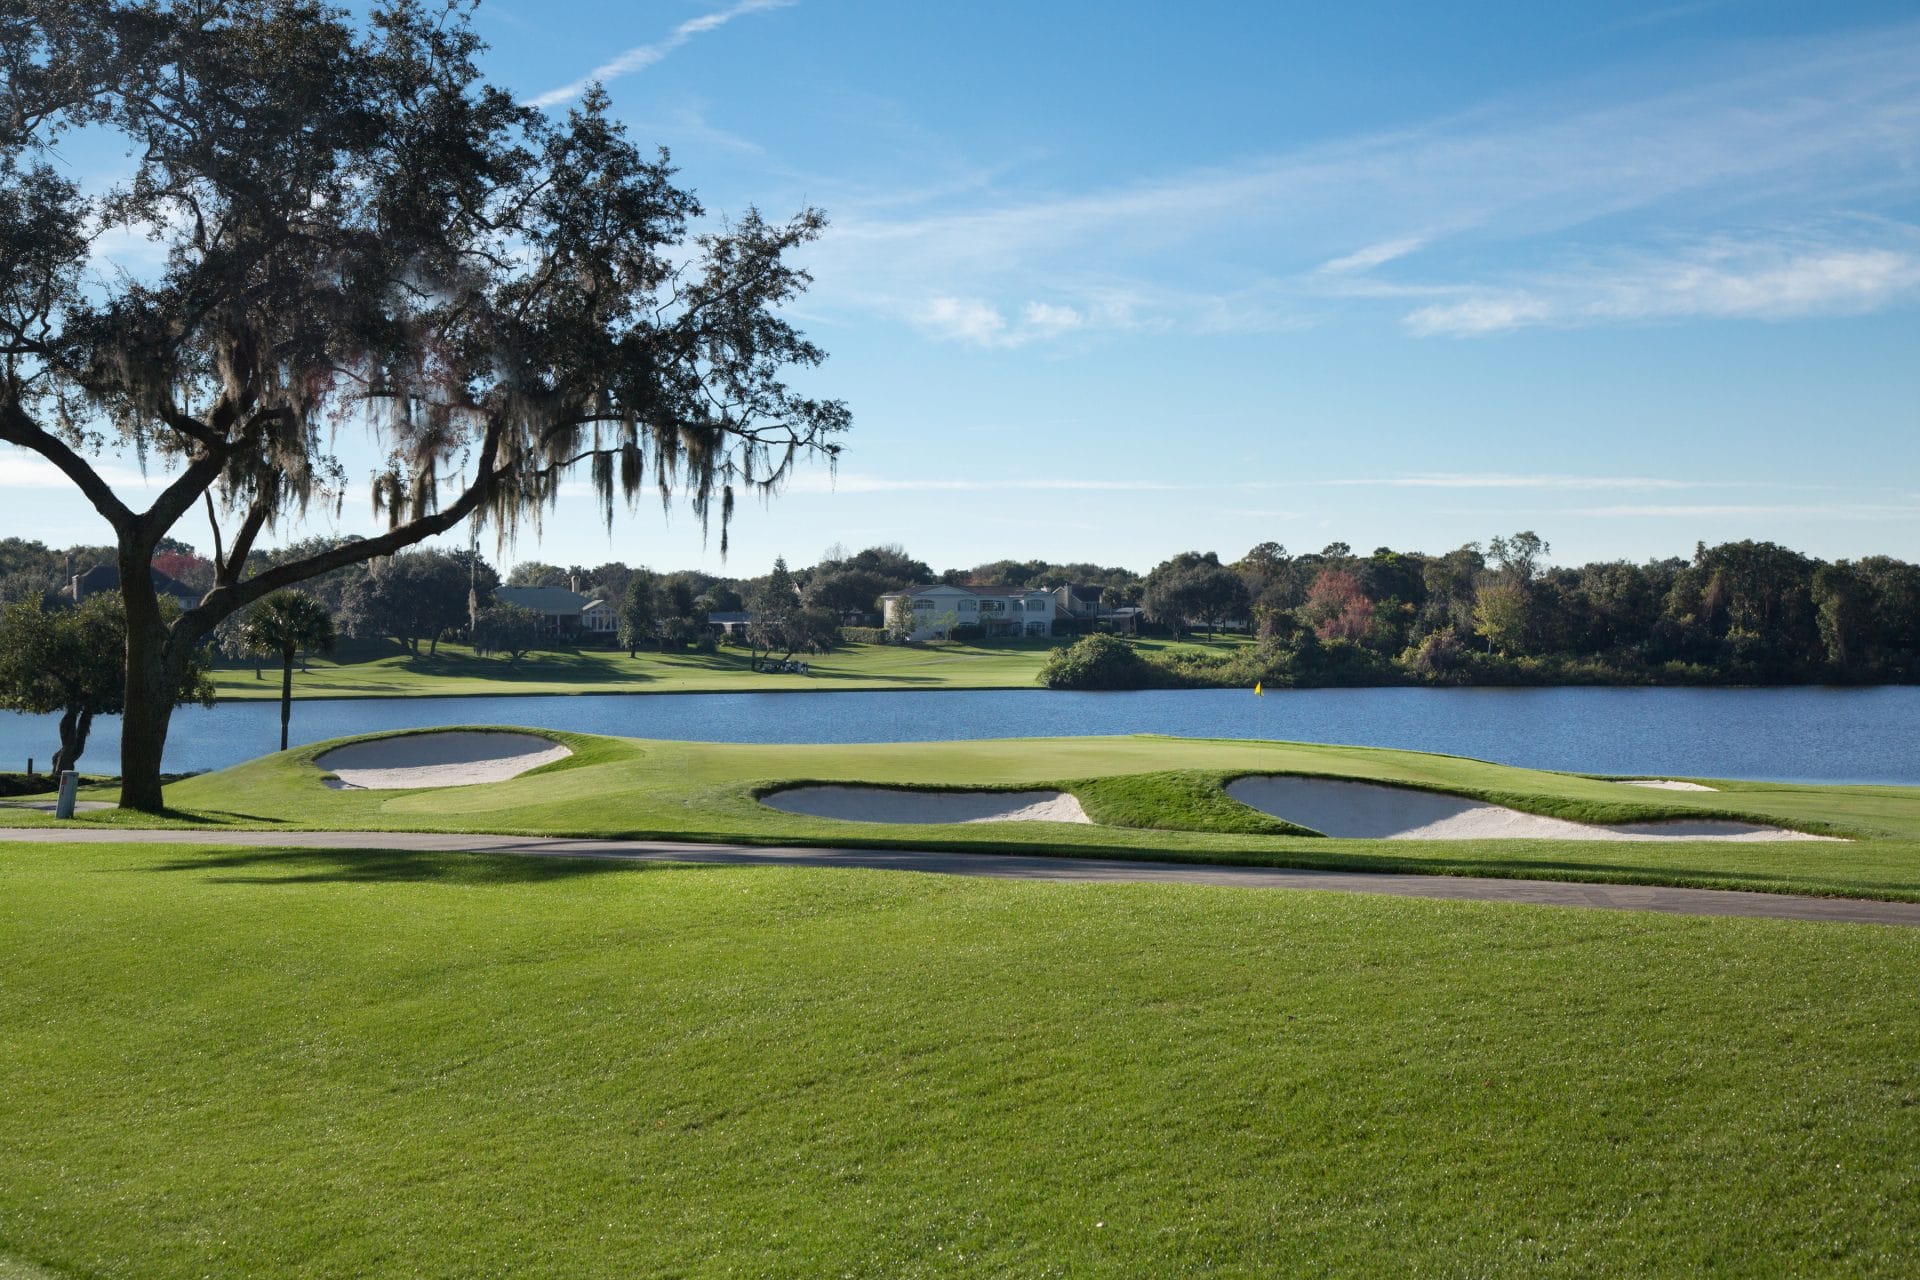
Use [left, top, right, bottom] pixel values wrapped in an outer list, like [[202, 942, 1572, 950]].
[[3, 686, 1917, 784]]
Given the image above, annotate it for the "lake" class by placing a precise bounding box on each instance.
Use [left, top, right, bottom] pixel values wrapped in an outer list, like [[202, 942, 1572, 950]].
[[3, 686, 1917, 784]]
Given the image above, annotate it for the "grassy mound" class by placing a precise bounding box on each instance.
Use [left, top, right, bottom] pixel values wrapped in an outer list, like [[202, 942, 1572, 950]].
[[8, 730, 1918, 900]]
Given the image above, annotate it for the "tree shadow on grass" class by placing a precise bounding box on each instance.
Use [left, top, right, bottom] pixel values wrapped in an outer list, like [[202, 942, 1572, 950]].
[[139, 846, 726, 887], [778, 670, 946, 685], [1097, 841, 1917, 898], [69, 806, 295, 828]]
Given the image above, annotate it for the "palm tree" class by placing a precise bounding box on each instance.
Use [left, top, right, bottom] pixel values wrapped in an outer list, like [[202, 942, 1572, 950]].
[[236, 592, 336, 752]]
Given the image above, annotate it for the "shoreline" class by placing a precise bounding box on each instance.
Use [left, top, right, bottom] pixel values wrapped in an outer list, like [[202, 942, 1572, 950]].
[[202, 677, 1920, 704]]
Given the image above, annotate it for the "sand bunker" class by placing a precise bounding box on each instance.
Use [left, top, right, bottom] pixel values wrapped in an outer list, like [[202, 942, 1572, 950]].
[[1618, 779, 1719, 792], [1226, 776, 1834, 842], [315, 731, 570, 790], [762, 786, 1092, 825]]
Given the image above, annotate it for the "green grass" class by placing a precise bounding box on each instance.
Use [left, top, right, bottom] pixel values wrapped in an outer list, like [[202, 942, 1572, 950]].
[[11, 729, 1920, 902], [206, 634, 1258, 699], [206, 636, 1054, 698], [2, 839, 1916, 1276]]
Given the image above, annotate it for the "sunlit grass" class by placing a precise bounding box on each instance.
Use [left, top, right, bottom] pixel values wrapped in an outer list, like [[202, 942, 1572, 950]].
[[11, 730, 1919, 901], [206, 635, 1262, 700], [207, 636, 1068, 699], [1, 839, 1915, 1277]]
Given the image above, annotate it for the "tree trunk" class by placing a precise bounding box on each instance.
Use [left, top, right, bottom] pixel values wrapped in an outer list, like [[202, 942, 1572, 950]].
[[119, 620, 178, 812], [51, 707, 85, 775], [68, 708, 93, 773], [279, 648, 294, 752]]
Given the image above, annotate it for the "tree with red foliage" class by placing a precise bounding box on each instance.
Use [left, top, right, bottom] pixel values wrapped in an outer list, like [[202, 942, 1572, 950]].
[[1302, 569, 1374, 641], [150, 549, 212, 592]]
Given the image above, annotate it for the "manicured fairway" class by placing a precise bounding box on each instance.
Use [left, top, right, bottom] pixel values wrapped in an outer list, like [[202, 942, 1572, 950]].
[[203, 636, 1254, 699], [206, 637, 1064, 698], [1, 840, 1915, 1277], [15, 730, 1920, 902]]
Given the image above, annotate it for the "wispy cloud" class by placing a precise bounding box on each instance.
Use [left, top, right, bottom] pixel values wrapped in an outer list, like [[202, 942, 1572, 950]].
[[1572, 502, 1920, 519], [1317, 237, 1427, 275], [1318, 473, 1705, 491], [785, 471, 1183, 495], [805, 21, 1920, 344], [1405, 233, 1920, 336], [526, 0, 794, 109], [910, 295, 1111, 348], [0, 451, 169, 492]]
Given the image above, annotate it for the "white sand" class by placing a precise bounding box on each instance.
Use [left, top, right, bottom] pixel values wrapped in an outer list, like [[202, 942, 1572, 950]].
[[1226, 775, 1835, 842], [762, 786, 1093, 825], [1619, 779, 1719, 792], [315, 731, 570, 790]]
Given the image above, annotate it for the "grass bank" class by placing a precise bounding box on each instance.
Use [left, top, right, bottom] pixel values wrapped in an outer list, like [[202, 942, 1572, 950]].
[[12, 731, 1920, 901], [2, 840, 1916, 1276]]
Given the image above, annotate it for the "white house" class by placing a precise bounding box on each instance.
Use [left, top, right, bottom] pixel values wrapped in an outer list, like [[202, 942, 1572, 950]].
[[579, 598, 617, 637], [877, 584, 1057, 641]]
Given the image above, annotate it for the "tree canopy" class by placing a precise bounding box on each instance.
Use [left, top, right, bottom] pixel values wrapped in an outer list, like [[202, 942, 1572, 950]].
[[0, 594, 212, 774], [0, 0, 849, 807]]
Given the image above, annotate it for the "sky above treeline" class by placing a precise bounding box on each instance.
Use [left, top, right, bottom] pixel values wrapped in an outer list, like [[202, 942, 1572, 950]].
[[9, 0, 1919, 577]]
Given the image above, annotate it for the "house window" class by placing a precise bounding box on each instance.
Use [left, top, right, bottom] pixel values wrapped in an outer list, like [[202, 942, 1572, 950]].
[[913, 599, 933, 611], [959, 599, 977, 611]]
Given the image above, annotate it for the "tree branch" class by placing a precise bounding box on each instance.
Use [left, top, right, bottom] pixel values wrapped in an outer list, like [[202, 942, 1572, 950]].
[[160, 405, 229, 455], [176, 420, 508, 636], [222, 492, 272, 582], [138, 448, 230, 553], [203, 491, 227, 579], [0, 398, 137, 534]]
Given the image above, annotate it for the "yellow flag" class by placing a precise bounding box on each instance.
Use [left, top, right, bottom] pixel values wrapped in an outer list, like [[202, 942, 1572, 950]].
[[1253, 681, 1263, 697]]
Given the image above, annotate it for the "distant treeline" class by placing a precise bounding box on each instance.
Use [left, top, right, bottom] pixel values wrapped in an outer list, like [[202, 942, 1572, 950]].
[[5, 532, 1916, 686], [1067, 534, 1920, 689]]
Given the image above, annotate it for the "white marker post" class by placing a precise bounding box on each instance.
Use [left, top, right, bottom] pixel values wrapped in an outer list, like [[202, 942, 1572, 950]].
[[54, 770, 78, 820]]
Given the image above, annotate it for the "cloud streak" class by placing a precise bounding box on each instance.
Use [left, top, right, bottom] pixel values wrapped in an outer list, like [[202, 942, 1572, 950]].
[[1571, 503, 1919, 519], [526, 0, 793, 109], [804, 21, 1920, 344], [1317, 237, 1428, 275], [910, 295, 1107, 348], [785, 471, 1184, 495], [0, 451, 170, 492], [1405, 234, 1920, 336], [1317, 473, 1705, 491]]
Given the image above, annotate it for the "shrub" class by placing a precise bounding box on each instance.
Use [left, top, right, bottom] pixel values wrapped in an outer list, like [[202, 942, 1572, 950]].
[[841, 626, 888, 645], [1038, 634, 1175, 690]]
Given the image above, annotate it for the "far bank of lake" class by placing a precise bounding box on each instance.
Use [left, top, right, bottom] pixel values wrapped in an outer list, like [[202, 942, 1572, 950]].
[[4, 685, 1917, 785]]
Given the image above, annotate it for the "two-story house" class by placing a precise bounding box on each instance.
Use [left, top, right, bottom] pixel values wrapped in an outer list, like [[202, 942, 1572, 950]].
[[877, 584, 1057, 641]]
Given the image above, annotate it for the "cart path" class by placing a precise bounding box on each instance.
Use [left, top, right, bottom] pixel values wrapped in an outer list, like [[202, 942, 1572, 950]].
[[9, 827, 1920, 927]]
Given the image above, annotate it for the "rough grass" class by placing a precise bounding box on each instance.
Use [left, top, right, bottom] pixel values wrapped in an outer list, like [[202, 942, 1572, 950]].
[[7, 730, 1920, 902], [1, 839, 1916, 1277]]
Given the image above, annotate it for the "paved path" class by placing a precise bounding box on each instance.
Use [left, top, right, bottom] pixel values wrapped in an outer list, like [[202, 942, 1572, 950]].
[[10, 826, 1920, 927]]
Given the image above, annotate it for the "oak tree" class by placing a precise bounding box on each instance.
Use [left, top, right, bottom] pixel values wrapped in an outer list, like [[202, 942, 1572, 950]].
[[0, 1, 848, 808]]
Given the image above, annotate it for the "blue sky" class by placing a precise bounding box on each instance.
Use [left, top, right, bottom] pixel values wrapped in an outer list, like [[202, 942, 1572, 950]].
[[9, 0, 1919, 576]]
